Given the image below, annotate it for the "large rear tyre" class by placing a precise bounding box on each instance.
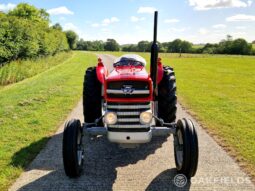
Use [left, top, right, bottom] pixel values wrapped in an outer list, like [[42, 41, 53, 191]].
[[63, 119, 84, 178], [83, 67, 102, 124], [158, 66, 177, 123], [174, 118, 199, 179]]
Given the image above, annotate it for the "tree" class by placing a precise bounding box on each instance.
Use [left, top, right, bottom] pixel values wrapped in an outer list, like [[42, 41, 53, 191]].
[[180, 40, 192, 53], [76, 40, 105, 51], [168, 39, 182, 52], [202, 43, 218, 54], [65, 30, 78, 50], [91, 40, 104, 51], [137, 41, 150, 52], [121, 44, 138, 52], [231, 38, 252, 55], [167, 39, 192, 53], [8, 3, 49, 24], [52, 23, 63, 31], [76, 39, 86, 50], [160, 42, 169, 53], [104, 39, 120, 51]]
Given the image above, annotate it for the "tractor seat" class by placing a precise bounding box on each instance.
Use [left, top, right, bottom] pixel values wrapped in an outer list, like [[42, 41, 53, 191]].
[[113, 54, 146, 67]]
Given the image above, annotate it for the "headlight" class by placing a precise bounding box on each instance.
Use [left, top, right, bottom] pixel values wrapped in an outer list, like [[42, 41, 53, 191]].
[[104, 112, 117, 125], [140, 111, 152, 124]]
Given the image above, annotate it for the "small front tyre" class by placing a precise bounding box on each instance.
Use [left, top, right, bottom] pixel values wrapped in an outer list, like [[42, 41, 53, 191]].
[[174, 118, 199, 179], [63, 119, 84, 178]]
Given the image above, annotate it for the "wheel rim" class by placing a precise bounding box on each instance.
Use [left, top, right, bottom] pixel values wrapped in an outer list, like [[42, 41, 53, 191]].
[[77, 148, 84, 166], [175, 129, 184, 168], [77, 131, 84, 166]]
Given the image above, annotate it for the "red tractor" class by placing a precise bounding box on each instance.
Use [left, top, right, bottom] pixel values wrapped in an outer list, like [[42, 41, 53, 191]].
[[62, 12, 198, 180]]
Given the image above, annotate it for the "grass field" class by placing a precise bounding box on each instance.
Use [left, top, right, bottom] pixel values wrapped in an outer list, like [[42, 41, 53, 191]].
[[0, 51, 96, 191], [108, 51, 255, 178], [0, 52, 72, 86]]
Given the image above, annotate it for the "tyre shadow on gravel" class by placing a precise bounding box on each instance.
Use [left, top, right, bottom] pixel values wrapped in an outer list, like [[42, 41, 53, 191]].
[[15, 133, 190, 191], [146, 169, 191, 191]]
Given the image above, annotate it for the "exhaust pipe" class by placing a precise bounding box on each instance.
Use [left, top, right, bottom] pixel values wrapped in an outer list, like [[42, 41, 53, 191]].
[[150, 11, 159, 98]]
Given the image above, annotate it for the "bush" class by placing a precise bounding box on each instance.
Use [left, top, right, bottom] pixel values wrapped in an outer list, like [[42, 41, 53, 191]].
[[0, 3, 69, 64]]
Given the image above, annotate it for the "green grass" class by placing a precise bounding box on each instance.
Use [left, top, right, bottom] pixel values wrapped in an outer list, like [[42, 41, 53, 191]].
[[0, 51, 96, 191], [0, 51, 72, 86], [107, 51, 255, 179]]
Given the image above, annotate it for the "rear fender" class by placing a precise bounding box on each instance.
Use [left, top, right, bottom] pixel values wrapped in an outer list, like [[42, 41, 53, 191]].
[[96, 58, 107, 84], [157, 58, 163, 84]]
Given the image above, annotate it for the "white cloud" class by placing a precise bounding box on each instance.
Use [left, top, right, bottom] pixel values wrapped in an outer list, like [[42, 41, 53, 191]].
[[111, 17, 119, 22], [231, 31, 246, 36], [47, 6, 74, 15], [135, 26, 142, 30], [0, 3, 16, 12], [91, 23, 100, 27], [130, 16, 145, 22], [189, 0, 252, 10], [63, 23, 79, 31], [212, 24, 226, 28], [102, 17, 119, 26], [101, 28, 111, 33], [199, 28, 209, 35], [91, 17, 120, 28], [226, 14, 255, 21], [168, 27, 187, 32], [137, 6, 157, 14], [59, 17, 66, 21], [247, 0, 253, 6], [235, 26, 246, 29], [63, 22, 86, 39], [164, 19, 180, 23]]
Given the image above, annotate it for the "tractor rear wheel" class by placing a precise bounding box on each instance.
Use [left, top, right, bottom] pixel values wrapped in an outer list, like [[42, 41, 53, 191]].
[[83, 67, 102, 124], [63, 119, 84, 178], [174, 118, 199, 179], [158, 66, 177, 123]]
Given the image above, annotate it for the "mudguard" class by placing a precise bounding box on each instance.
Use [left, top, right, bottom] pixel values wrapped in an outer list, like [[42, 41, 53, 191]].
[[157, 58, 163, 84], [96, 58, 107, 84]]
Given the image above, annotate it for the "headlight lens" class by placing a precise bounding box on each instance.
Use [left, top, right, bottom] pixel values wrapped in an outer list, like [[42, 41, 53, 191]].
[[104, 112, 117, 125], [140, 111, 152, 124]]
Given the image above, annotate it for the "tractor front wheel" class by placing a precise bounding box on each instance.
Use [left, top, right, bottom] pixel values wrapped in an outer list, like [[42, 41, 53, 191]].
[[174, 118, 199, 179], [63, 119, 84, 178]]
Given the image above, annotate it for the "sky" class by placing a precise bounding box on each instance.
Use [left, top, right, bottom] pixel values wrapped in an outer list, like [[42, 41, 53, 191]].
[[0, 0, 255, 44]]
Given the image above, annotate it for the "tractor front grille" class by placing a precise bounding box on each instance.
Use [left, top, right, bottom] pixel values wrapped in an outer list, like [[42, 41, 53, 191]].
[[107, 102, 151, 131], [106, 81, 150, 99]]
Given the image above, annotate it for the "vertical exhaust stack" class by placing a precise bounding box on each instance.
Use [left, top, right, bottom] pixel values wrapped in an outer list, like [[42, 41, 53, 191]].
[[150, 11, 159, 98]]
